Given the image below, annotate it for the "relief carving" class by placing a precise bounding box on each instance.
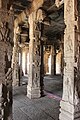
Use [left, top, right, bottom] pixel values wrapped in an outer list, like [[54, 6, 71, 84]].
[[55, 0, 64, 7], [36, 9, 46, 22], [32, 21, 41, 87], [66, 0, 73, 13], [0, 21, 10, 42], [74, 47, 80, 104], [34, 22, 40, 31], [65, 35, 73, 53]]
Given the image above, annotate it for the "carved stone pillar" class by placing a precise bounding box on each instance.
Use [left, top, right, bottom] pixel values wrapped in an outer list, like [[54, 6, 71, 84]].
[[60, 39, 64, 77], [59, 0, 80, 120], [0, 4, 14, 119], [40, 41, 44, 96], [19, 49, 22, 78], [12, 28, 19, 86], [54, 45, 56, 75], [25, 47, 29, 75], [27, 12, 44, 99], [50, 45, 55, 76]]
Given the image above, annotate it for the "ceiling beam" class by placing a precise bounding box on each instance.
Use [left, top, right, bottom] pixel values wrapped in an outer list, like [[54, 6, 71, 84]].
[[13, 2, 26, 9], [14, 0, 45, 27], [47, 0, 64, 13]]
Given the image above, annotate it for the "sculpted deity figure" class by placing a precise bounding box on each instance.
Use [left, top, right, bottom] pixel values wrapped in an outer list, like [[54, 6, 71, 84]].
[[0, 22, 10, 42]]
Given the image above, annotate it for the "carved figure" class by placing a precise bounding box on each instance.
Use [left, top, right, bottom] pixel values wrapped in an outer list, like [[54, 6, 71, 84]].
[[0, 22, 10, 42], [55, 0, 64, 7], [35, 22, 41, 31]]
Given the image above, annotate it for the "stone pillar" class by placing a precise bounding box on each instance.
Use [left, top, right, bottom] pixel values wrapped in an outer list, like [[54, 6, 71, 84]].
[[60, 39, 64, 77], [24, 47, 29, 75], [26, 47, 29, 75], [25, 49, 27, 75], [54, 45, 56, 75], [27, 11, 44, 99], [44, 51, 50, 74], [19, 49, 22, 78], [40, 41, 44, 96], [12, 27, 20, 86], [59, 0, 80, 120], [0, 3, 14, 119], [51, 45, 55, 76]]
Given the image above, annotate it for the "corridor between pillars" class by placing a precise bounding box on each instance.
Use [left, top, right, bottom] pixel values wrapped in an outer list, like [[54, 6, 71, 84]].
[[0, 1, 14, 119], [27, 10, 44, 99], [59, 0, 80, 120]]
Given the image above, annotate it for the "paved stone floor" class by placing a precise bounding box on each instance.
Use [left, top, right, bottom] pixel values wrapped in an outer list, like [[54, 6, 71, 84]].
[[12, 75, 63, 120]]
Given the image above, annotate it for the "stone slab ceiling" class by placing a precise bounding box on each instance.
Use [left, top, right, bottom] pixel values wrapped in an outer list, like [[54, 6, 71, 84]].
[[43, 5, 65, 41], [13, 0, 65, 42], [13, 0, 32, 17]]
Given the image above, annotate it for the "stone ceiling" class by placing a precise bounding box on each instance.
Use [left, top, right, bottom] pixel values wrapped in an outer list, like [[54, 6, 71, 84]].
[[44, 6, 64, 41], [13, 0, 32, 17], [13, 0, 64, 43], [42, 1, 64, 42]]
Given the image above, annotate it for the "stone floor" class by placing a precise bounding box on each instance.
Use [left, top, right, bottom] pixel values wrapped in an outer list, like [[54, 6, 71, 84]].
[[12, 75, 63, 120]]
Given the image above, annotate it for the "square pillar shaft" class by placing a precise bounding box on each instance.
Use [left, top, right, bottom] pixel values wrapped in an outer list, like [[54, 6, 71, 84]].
[[27, 12, 43, 99], [59, 0, 80, 120], [51, 45, 55, 75], [12, 29, 19, 86]]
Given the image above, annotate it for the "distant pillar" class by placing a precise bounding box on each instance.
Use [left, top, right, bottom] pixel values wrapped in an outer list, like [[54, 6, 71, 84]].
[[51, 45, 55, 75], [25, 47, 29, 75], [19, 49, 22, 78], [54, 46, 56, 75], [40, 41, 44, 96], [60, 39, 64, 77]]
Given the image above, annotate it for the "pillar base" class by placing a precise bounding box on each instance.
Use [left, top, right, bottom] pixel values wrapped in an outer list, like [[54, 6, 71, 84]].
[[59, 100, 80, 120], [27, 85, 41, 99], [59, 100, 74, 120]]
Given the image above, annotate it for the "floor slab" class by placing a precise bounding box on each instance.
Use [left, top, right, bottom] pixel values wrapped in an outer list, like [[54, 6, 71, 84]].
[[12, 75, 62, 120]]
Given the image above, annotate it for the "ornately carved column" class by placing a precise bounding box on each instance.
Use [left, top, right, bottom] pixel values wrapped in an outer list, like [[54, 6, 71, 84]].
[[59, 0, 80, 120], [12, 27, 20, 86], [27, 11, 44, 99], [0, 3, 14, 119]]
